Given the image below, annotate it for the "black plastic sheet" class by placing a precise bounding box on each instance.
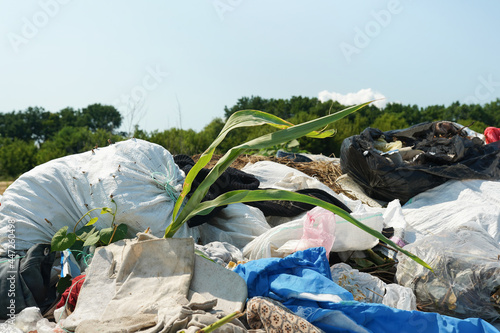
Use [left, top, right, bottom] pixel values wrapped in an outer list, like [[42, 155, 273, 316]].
[[340, 122, 500, 203]]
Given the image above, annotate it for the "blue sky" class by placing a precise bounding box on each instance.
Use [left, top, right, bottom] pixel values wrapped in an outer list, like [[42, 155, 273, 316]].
[[1, 1, 499, 133]]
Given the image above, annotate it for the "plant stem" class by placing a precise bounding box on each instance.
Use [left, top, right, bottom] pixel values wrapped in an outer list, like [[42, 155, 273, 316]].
[[196, 311, 243, 333], [73, 208, 101, 233], [108, 224, 118, 245]]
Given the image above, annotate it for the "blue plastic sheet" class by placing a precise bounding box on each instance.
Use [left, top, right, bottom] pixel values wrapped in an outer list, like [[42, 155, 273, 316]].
[[234, 247, 499, 333]]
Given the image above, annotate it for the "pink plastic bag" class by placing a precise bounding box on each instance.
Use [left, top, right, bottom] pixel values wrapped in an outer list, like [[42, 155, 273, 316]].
[[295, 207, 336, 259]]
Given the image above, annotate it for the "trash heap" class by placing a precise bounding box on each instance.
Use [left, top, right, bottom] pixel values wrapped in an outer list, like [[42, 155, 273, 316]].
[[1, 121, 500, 332]]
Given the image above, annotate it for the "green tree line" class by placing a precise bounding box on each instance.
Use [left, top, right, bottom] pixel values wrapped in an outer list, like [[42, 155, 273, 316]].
[[1, 98, 499, 179]]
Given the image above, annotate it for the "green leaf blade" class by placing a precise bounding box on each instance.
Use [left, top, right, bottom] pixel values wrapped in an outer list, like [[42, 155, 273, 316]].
[[170, 108, 345, 222], [168, 189, 432, 271], [83, 231, 101, 247], [166, 102, 370, 237], [99, 224, 128, 245]]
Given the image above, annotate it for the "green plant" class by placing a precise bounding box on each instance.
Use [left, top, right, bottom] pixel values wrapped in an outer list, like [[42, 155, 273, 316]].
[[51, 199, 128, 252], [257, 138, 306, 157], [165, 103, 432, 271]]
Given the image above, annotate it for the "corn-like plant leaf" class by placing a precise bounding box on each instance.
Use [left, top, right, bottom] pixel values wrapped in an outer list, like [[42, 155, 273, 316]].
[[167, 102, 370, 235], [165, 101, 432, 270], [171, 110, 340, 221], [169, 189, 432, 271]]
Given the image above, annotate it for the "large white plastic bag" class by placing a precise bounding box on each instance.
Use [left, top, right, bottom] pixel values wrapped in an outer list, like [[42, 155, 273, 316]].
[[402, 179, 500, 244], [0, 139, 184, 254], [242, 160, 338, 196]]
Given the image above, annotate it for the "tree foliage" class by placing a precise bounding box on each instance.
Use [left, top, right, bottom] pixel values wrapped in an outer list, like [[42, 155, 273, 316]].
[[1, 97, 500, 179], [0, 138, 37, 179], [0, 104, 123, 178], [0, 104, 122, 144], [223, 96, 500, 156]]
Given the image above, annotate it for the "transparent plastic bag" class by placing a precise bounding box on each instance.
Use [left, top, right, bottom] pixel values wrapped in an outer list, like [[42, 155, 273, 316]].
[[396, 223, 500, 321], [0, 324, 22, 333], [294, 207, 336, 259], [331, 263, 416, 311]]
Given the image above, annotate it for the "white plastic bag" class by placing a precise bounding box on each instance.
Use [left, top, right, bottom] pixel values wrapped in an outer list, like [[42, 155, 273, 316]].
[[243, 208, 383, 260], [242, 160, 338, 196], [402, 179, 500, 244], [240, 161, 385, 260], [0, 139, 185, 254]]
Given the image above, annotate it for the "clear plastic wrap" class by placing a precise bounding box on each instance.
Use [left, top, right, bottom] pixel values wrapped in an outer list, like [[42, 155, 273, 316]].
[[396, 224, 500, 321], [331, 263, 416, 311]]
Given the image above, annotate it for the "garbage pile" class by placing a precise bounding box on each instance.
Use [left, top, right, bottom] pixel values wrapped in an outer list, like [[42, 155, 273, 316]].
[[340, 121, 500, 203], [0, 124, 500, 332]]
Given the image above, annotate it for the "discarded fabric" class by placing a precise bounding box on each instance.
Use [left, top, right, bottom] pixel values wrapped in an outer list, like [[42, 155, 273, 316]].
[[56, 274, 86, 312], [0, 243, 56, 319], [246, 296, 322, 332], [62, 233, 247, 332]]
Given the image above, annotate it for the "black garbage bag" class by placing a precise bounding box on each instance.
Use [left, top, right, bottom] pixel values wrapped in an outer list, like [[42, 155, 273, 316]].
[[174, 155, 352, 226], [340, 121, 500, 203]]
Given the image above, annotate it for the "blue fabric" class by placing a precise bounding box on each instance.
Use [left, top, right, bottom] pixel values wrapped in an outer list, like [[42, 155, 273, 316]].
[[234, 247, 353, 303], [234, 247, 499, 333]]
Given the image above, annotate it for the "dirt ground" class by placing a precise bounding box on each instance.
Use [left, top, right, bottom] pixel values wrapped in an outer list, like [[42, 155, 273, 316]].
[[0, 181, 13, 194]]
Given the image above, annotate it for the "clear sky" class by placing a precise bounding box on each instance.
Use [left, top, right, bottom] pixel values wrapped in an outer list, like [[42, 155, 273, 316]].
[[1, 1, 499, 133]]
